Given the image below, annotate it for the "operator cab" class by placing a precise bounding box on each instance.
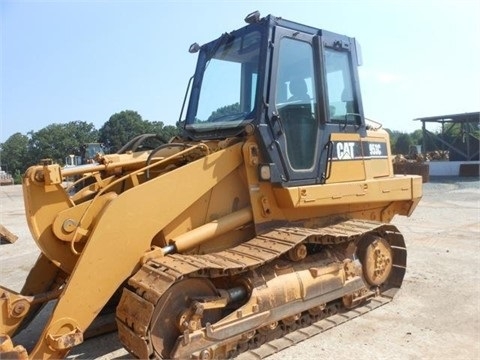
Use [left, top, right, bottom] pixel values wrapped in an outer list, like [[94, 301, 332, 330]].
[[183, 12, 365, 185]]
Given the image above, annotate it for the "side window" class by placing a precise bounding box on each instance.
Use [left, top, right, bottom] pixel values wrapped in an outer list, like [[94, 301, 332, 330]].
[[325, 49, 356, 123], [275, 38, 318, 170]]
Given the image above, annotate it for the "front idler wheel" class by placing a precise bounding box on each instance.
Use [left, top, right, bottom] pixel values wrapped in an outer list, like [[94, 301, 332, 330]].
[[357, 235, 393, 286]]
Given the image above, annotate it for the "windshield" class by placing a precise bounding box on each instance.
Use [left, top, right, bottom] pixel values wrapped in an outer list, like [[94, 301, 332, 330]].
[[186, 30, 261, 133]]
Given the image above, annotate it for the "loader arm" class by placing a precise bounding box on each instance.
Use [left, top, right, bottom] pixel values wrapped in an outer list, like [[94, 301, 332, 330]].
[[1, 143, 244, 359]]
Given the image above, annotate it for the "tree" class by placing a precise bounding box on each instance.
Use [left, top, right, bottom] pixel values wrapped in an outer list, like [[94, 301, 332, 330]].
[[99, 110, 149, 153], [0, 133, 29, 177], [144, 121, 179, 141], [207, 103, 241, 121], [99, 111, 180, 152], [410, 129, 423, 148], [28, 121, 98, 165], [394, 133, 413, 155]]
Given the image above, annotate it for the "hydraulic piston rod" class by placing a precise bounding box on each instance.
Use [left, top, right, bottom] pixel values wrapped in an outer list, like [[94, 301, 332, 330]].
[[165, 208, 253, 254]]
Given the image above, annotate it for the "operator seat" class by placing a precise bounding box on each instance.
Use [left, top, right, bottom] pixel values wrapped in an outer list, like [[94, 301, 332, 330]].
[[280, 77, 316, 169]]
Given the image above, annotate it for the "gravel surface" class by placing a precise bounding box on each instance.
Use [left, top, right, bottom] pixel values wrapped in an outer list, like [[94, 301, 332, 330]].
[[1, 177, 479, 360]]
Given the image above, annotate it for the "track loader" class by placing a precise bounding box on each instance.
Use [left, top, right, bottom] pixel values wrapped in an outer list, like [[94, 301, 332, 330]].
[[0, 12, 422, 359]]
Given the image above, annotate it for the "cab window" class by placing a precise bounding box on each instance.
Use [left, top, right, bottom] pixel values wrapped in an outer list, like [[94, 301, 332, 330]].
[[275, 38, 318, 170], [325, 49, 357, 123]]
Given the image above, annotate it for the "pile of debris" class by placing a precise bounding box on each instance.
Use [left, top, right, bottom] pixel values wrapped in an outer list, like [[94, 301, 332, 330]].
[[425, 150, 449, 161], [0, 171, 14, 186], [392, 154, 430, 183], [0, 225, 18, 243]]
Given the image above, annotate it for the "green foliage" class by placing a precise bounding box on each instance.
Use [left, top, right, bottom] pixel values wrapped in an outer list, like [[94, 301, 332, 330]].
[[0, 132, 29, 175], [394, 133, 413, 154], [161, 125, 181, 140], [1, 111, 181, 174], [410, 129, 423, 146], [99, 110, 150, 153], [28, 121, 98, 166], [386, 129, 423, 155], [144, 121, 179, 141], [439, 122, 479, 144], [13, 170, 22, 185], [99, 111, 180, 152], [207, 103, 241, 121]]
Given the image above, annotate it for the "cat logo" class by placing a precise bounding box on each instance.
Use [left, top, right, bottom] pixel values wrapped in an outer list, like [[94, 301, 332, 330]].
[[336, 142, 356, 160]]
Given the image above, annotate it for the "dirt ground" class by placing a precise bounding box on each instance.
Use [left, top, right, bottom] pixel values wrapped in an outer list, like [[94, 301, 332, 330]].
[[1, 177, 479, 360]]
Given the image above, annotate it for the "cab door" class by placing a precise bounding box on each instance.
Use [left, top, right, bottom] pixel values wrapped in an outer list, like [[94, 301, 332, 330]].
[[265, 26, 327, 185]]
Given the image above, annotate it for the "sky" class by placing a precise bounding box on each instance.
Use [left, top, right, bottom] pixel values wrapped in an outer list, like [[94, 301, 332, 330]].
[[1, 0, 479, 143]]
